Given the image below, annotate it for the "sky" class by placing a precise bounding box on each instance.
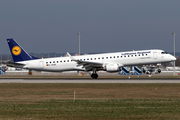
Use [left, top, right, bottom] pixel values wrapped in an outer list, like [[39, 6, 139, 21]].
[[0, 0, 180, 54]]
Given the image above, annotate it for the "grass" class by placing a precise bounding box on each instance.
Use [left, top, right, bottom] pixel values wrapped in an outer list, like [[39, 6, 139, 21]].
[[0, 83, 180, 119]]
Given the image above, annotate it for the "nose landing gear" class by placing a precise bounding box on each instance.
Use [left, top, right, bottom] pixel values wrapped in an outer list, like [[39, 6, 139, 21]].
[[91, 68, 98, 79]]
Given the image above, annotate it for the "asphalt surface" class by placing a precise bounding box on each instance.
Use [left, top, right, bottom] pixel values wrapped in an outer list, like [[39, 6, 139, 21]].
[[1, 79, 180, 83]]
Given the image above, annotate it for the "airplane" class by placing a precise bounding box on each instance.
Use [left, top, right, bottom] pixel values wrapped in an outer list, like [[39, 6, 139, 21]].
[[7, 38, 176, 79], [166, 66, 180, 71], [141, 64, 161, 74]]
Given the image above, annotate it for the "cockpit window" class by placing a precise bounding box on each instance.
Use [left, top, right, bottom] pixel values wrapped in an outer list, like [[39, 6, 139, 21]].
[[161, 51, 168, 54]]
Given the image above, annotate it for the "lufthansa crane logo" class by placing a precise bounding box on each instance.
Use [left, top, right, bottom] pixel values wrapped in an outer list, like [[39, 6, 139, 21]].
[[12, 46, 21, 56]]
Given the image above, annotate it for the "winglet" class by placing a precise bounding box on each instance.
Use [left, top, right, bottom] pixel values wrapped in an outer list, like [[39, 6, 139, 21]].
[[66, 52, 77, 61], [66, 52, 72, 57]]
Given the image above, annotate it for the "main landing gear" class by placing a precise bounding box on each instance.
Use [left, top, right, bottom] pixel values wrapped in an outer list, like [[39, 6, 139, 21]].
[[91, 69, 98, 79]]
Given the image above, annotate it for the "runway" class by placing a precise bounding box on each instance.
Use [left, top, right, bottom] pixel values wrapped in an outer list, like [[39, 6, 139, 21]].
[[1, 79, 180, 83]]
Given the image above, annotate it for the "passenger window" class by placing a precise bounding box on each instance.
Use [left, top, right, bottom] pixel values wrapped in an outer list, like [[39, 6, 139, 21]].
[[106, 57, 108, 59], [102, 57, 104, 59]]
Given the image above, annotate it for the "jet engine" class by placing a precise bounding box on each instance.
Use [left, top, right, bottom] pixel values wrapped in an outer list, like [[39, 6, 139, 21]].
[[157, 69, 161, 73], [155, 69, 161, 74], [103, 63, 120, 72], [142, 67, 161, 74]]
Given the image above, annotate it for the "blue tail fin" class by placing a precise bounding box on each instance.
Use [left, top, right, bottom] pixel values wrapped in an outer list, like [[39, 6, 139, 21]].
[[7, 38, 39, 62]]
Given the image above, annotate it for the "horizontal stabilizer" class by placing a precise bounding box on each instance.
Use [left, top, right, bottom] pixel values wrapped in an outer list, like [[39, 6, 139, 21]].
[[6, 61, 25, 68]]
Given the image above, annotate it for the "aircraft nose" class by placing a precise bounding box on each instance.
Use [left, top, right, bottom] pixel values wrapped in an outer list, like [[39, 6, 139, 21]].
[[171, 56, 176, 61]]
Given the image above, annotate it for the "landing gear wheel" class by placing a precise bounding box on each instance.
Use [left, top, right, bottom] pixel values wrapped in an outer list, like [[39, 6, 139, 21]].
[[91, 73, 98, 79]]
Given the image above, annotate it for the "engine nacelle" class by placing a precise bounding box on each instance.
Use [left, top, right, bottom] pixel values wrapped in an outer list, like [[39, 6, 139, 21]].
[[155, 69, 161, 74], [103, 63, 120, 72], [157, 69, 161, 73]]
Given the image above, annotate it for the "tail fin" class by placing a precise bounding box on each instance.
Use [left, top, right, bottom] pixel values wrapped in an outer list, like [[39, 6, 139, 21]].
[[7, 38, 38, 62]]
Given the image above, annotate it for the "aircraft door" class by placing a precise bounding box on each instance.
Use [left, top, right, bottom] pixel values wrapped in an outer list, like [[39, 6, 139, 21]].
[[39, 61, 44, 69], [153, 52, 157, 59]]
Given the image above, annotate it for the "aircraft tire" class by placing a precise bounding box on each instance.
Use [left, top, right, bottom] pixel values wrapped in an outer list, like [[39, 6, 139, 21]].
[[91, 73, 98, 79]]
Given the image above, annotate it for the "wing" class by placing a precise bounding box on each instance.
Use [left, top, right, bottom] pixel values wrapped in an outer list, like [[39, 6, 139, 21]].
[[67, 52, 103, 71], [5, 61, 25, 68]]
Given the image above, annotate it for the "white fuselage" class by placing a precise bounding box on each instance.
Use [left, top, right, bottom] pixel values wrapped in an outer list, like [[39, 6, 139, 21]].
[[17, 49, 176, 72]]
